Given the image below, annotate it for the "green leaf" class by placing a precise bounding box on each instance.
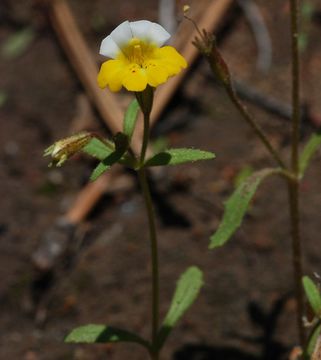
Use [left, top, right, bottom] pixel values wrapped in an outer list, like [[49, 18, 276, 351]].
[[90, 162, 111, 181], [305, 323, 321, 359], [113, 132, 129, 153], [65, 324, 150, 349], [209, 168, 279, 249], [123, 99, 140, 140], [145, 148, 215, 167], [1, 27, 35, 59], [157, 266, 204, 350], [303, 276, 321, 317], [82, 137, 114, 161], [88, 134, 130, 181], [89, 149, 126, 181], [233, 165, 254, 188], [299, 131, 321, 177]]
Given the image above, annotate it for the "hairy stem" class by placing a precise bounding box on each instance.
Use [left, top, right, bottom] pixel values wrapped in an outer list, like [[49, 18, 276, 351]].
[[137, 92, 160, 359], [138, 168, 159, 357], [140, 113, 150, 165], [225, 85, 286, 169], [289, 0, 305, 346]]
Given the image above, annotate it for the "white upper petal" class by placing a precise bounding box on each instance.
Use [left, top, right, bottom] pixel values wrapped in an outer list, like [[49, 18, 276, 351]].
[[99, 20, 132, 58], [129, 20, 151, 39], [145, 22, 171, 46], [110, 20, 133, 47], [99, 20, 171, 58], [99, 36, 121, 58], [130, 20, 170, 46]]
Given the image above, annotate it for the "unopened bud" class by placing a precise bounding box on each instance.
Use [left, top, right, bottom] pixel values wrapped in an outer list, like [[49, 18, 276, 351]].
[[193, 30, 231, 87], [44, 131, 92, 167], [183, 5, 190, 14]]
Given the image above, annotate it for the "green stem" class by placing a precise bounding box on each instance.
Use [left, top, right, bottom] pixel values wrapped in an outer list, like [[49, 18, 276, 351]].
[[290, 0, 300, 175], [289, 0, 305, 347], [137, 88, 160, 359], [140, 113, 150, 165], [225, 85, 286, 169], [138, 168, 160, 359]]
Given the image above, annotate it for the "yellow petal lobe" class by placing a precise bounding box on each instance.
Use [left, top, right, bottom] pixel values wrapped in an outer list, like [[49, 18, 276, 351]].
[[97, 59, 125, 92], [122, 64, 148, 92], [97, 43, 187, 92], [154, 46, 187, 76], [143, 60, 168, 87]]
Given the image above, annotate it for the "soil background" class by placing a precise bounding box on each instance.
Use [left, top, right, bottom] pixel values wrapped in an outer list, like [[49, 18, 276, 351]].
[[1, 0, 321, 359]]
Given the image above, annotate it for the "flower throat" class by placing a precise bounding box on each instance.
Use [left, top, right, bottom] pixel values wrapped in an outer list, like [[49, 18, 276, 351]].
[[120, 39, 156, 66]]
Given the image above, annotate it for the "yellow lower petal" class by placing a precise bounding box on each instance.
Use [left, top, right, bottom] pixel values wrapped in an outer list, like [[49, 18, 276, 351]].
[[143, 61, 169, 87], [97, 59, 125, 92], [122, 64, 148, 91], [97, 45, 187, 92], [154, 46, 187, 77]]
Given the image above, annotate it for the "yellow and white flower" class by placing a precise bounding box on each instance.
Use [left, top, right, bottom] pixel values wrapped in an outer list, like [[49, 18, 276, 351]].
[[97, 20, 187, 92]]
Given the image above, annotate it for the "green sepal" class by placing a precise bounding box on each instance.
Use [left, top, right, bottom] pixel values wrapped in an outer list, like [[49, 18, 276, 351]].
[[144, 148, 215, 167], [156, 267, 204, 351], [303, 276, 321, 317], [135, 85, 154, 116], [65, 324, 150, 350], [209, 168, 279, 249]]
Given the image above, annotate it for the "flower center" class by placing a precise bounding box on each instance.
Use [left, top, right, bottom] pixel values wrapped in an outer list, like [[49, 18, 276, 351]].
[[119, 38, 156, 67]]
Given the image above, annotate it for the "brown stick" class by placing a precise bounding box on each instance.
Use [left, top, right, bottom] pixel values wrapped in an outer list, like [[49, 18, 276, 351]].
[[48, 0, 124, 135], [66, 170, 114, 224]]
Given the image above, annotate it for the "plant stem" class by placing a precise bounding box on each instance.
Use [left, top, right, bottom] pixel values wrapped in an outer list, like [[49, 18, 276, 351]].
[[137, 97, 160, 359], [138, 168, 160, 359], [288, 181, 305, 346], [225, 85, 286, 169], [289, 0, 305, 347], [140, 113, 150, 165]]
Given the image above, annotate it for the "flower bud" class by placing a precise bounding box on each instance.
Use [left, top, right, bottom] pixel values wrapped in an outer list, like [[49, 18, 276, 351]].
[[193, 30, 231, 88], [183, 5, 190, 14], [44, 132, 92, 167]]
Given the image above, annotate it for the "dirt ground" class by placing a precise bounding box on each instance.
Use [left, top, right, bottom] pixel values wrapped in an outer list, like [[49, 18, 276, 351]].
[[1, 0, 321, 359]]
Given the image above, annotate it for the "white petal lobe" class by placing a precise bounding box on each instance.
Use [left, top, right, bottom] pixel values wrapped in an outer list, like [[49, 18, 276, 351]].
[[147, 22, 171, 46], [99, 36, 120, 58], [99, 20, 172, 59], [110, 20, 133, 47], [130, 20, 152, 40]]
